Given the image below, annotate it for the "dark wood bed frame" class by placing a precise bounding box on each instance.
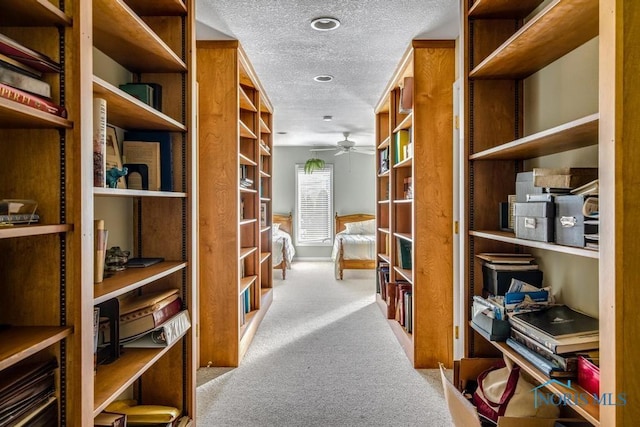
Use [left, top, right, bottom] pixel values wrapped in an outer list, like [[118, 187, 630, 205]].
[[273, 212, 293, 279], [335, 212, 376, 280]]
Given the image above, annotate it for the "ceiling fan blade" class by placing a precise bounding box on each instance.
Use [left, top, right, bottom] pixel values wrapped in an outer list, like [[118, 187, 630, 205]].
[[334, 151, 347, 156], [312, 148, 338, 152], [352, 150, 375, 155]]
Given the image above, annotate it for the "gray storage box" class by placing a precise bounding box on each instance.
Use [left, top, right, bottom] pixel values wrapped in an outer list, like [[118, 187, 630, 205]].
[[516, 171, 544, 202], [514, 201, 554, 242], [555, 195, 599, 247]]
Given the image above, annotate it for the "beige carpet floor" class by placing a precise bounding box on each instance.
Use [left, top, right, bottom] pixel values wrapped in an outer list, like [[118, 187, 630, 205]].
[[196, 261, 452, 426]]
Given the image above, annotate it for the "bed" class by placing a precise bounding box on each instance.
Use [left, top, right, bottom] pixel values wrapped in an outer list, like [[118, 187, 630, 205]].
[[273, 212, 295, 279], [331, 213, 376, 279]]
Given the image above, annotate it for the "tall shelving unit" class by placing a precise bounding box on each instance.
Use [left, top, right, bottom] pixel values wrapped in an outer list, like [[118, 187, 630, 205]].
[[0, 1, 77, 425], [374, 40, 455, 368], [91, 0, 197, 424], [463, 0, 640, 425], [2, 0, 197, 425], [197, 40, 274, 367]]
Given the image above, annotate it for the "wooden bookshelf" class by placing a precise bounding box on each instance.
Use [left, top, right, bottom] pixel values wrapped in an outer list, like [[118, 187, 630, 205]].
[[374, 40, 455, 368], [463, 0, 640, 425], [197, 40, 274, 367], [469, 0, 599, 79], [0, 97, 72, 128], [0, 327, 72, 371]]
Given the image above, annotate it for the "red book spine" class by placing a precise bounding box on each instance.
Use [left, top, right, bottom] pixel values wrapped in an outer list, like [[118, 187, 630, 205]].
[[0, 82, 67, 118], [151, 297, 183, 327]]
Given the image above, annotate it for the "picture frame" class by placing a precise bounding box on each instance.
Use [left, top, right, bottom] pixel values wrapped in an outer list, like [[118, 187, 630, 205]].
[[105, 125, 126, 189], [260, 202, 267, 227]]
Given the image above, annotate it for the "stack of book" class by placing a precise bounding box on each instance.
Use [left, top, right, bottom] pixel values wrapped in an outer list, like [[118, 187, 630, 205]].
[[395, 281, 412, 333], [507, 305, 599, 378], [0, 357, 58, 425], [239, 165, 253, 189], [0, 32, 66, 117]]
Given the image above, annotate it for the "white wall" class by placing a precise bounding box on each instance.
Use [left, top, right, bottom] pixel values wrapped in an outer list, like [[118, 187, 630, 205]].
[[523, 37, 599, 318], [272, 146, 376, 258]]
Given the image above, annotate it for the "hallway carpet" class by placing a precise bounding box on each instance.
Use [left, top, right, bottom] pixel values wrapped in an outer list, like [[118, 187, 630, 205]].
[[196, 261, 452, 426]]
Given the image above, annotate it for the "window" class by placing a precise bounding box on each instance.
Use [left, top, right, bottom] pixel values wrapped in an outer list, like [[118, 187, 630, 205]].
[[295, 164, 333, 246]]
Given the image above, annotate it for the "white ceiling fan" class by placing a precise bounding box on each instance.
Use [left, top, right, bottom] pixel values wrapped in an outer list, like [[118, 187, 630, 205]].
[[313, 132, 375, 156]]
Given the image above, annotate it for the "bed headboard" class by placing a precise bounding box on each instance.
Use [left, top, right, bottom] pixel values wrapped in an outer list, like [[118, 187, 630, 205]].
[[273, 212, 293, 235], [335, 212, 375, 233]]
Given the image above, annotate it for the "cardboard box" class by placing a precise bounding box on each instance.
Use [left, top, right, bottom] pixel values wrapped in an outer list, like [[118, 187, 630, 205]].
[[440, 359, 588, 427], [532, 168, 598, 190], [514, 202, 555, 242], [555, 195, 598, 247], [516, 172, 544, 202]]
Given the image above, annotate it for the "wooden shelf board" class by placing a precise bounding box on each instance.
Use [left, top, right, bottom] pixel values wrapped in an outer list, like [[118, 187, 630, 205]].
[[470, 230, 599, 259], [239, 153, 257, 166], [260, 145, 271, 156], [394, 157, 413, 168], [239, 289, 273, 359], [260, 226, 271, 233], [93, 0, 186, 72], [0, 97, 72, 129], [239, 310, 258, 338], [94, 261, 187, 304], [93, 329, 188, 416], [375, 293, 389, 316], [394, 232, 413, 242], [239, 246, 257, 260], [239, 218, 257, 226], [378, 170, 390, 178], [93, 187, 187, 198], [470, 114, 599, 160], [377, 136, 390, 149], [387, 318, 414, 365], [0, 224, 72, 239], [393, 113, 413, 133], [259, 117, 271, 134], [239, 120, 257, 139], [260, 170, 271, 178], [394, 267, 413, 283], [394, 199, 413, 204], [239, 87, 257, 112], [378, 253, 390, 263], [470, 0, 599, 79], [240, 275, 257, 294], [260, 252, 271, 263], [378, 199, 390, 204], [468, 0, 544, 19], [260, 197, 270, 202], [123, 0, 187, 16], [0, 326, 72, 371], [491, 338, 600, 425], [239, 187, 257, 194], [0, 0, 72, 26], [378, 228, 390, 234], [93, 77, 186, 132]]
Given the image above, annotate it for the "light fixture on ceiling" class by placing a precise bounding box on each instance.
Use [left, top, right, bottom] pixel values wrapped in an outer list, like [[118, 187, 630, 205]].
[[276, 131, 287, 135], [323, 115, 333, 121], [314, 75, 334, 83], [310, 17, 340, 31]]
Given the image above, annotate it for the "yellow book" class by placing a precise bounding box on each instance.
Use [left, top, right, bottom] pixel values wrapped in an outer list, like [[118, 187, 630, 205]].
[[394, 129, 410, 163]]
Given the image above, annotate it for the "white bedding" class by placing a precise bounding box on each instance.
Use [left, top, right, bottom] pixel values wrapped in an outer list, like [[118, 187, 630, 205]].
[[331, 232, 376, 261], [273, 228, 295, 267]]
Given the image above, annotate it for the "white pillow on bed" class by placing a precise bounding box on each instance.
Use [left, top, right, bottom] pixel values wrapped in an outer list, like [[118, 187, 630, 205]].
[[344, 219, 375, 234], [273, 223, 280, 232]]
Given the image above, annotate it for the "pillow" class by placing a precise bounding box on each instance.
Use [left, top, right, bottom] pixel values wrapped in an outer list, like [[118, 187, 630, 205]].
[[273, 223, 281, 232], [344, 219, 375, 235]]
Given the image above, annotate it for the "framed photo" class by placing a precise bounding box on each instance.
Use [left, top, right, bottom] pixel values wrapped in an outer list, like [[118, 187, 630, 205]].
[[105, 125, 126, 189], [260, 202, 267, 227]]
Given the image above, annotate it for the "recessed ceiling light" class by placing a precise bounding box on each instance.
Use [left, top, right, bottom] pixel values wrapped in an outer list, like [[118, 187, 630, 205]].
[[277, 131, 287, 135], [310, 17, 340, 31], [323, 116, 333, 121], [314, 75, 334, 83]]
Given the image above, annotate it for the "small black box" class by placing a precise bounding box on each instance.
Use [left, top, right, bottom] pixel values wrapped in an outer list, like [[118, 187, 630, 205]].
[[482, 265, 543, 296]]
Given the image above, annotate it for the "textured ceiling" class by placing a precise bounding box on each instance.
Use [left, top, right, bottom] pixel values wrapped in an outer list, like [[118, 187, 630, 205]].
[[196, 1, 459, 148]]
